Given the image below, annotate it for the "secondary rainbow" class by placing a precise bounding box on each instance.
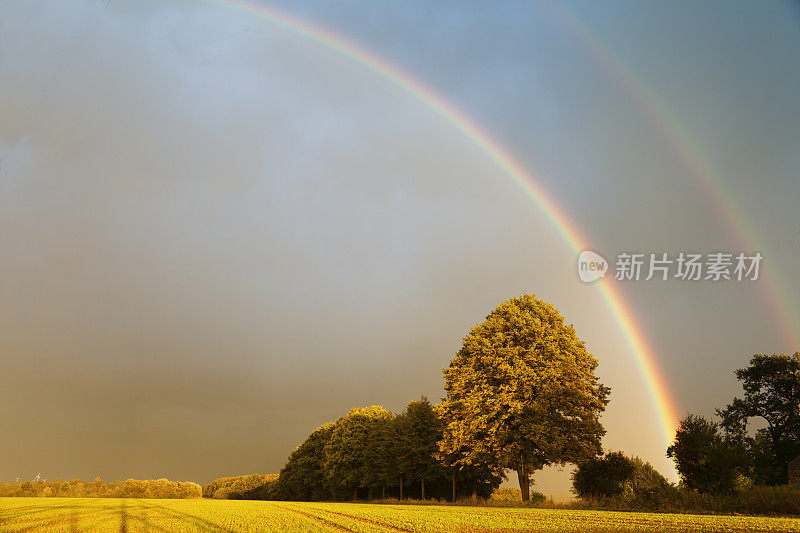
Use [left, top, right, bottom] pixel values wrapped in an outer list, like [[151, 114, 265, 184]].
[[200, 0, 682, 464], [547, 3, 800, 350]]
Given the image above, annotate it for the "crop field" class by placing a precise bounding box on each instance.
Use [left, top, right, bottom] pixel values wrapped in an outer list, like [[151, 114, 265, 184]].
[[2, 498, 800, 532]]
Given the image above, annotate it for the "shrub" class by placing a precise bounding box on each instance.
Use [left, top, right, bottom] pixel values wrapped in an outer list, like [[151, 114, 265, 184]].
[[573, 452, 672, 503], [573, 452, 636, 498]]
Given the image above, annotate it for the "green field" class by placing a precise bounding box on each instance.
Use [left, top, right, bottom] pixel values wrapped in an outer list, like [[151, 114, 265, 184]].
[[2, 497, 800, 532]]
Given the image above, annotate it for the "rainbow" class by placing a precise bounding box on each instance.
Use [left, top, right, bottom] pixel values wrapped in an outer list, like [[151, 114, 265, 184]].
[[199, 0, 681, 472], [547, 3, 800, 350]]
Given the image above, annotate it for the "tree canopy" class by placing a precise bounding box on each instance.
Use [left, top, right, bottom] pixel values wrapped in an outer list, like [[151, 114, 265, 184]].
[[275, 423, 336, 501], [717, 352, 800, 485], [438, 294, 609, 501], [323, 405, 394, 500], [572, 451, 671, 501], [395, 397, 445, 500], [666, 414, 745, 494]]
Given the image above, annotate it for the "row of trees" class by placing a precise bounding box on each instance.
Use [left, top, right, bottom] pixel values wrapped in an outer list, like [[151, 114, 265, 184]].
[[0, 478, 202, 498], [668, 352, 800, 494], [274, 399, 503, 502], [254, 294, 610, 502]]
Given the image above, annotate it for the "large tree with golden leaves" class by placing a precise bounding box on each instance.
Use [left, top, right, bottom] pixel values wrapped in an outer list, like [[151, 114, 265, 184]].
[[438, 294, 610, 501]]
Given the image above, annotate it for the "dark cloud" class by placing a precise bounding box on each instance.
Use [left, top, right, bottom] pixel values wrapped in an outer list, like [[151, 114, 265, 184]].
[[1, 0, 798, 498]]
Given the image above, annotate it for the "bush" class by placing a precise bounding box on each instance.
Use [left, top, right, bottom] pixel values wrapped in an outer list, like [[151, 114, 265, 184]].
[[488, 487, 546, 505], [573, 452, 636, 498], [573, 452, 672, 503], [624, 456, 674, 505], [562, 483, 800, 516], [667, 484, 800, 515], [489, 487, 523, 503]]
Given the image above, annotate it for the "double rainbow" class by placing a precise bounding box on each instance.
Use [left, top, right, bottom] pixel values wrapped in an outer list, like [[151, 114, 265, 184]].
[[200, 0, 682, 471]]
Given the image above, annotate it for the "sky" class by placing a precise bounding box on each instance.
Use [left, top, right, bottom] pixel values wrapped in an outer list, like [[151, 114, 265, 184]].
[[1, 0, 799, 499]]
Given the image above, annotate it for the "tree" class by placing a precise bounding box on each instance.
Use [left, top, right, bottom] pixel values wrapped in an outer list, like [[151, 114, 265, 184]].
[[572, 451, 671, 501], [438, 294, 609, 501], [666, 414, 744, 494], [435, 406, 504, 502], [395, 397, 444, 500], [625, 456, 672, 502], [323, 406, 393, 500], [276, 423, 335, 501], [362, 412, 396, 499], [717, 352, 800, 485], [572, 451, 635, 498]]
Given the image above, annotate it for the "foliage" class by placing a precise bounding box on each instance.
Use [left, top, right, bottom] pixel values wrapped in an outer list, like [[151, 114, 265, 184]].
[[717, 352, 800, 485], [269, 398, 501, 502], [660, 484, 800, 516], [488, 487, 546, 505], [566, 484, 800, 517], [572, 452, 637, 498], [572, 451, 671, 504], [624, 456, 673, 503], [275, 423, 336, 501], [667, 414, 745, 494], [323, 405, 394, 500], [0, 478, 201, 498], [394, 397, 445, 499], [438, 294, 609, 500], [361, 408, 398, 496], [202, 474, 278, 500]]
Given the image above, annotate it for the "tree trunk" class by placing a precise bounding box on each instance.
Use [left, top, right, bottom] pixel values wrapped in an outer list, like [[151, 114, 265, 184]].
[[472, 479, 477, 502], [420, 478, 425, 500], [517, 462, 530, 502], [451, 471, 456, 502], [353, 486, 358, 501], [399, 476, 403, 500], [382, 484, 386, 500]]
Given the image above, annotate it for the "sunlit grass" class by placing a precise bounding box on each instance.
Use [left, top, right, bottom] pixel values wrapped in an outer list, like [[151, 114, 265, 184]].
[[2, 497, 800, 532]]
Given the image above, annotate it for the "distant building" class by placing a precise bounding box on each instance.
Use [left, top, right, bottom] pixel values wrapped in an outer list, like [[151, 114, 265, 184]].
[[789, 455, 800, 484]]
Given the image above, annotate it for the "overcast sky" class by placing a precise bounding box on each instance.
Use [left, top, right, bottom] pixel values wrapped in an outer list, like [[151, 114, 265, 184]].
[[1, 0, 799, 498]]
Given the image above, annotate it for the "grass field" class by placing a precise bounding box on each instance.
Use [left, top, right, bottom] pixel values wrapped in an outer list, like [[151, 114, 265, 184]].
[[2, 497, 800, 532]]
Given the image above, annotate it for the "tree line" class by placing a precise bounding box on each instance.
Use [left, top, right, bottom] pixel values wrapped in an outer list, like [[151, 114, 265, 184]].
[[272, 398, 502, 502], [0, 478, 202, 498]]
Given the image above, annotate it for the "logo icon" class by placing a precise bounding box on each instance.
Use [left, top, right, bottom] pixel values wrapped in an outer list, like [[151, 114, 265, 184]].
[[578, 250, 608, 283]]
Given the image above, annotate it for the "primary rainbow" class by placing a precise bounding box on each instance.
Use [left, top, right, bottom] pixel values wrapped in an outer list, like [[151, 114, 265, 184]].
[[199, 0, 681, 469]]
